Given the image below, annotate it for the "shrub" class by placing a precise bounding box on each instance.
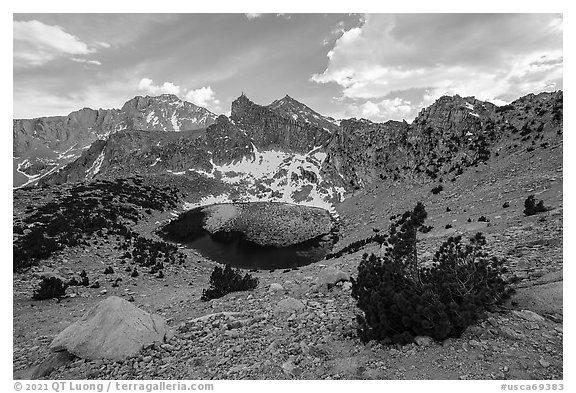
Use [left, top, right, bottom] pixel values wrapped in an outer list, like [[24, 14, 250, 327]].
[[502, 202, 510, 208], [32, 277, 67, 300], [201, 264, 258, 301], [419, 225, 434, 234], [478, 216, 490, 222], [431, 185, 443, 195], [351, 203, 511, 344], [79, 270, 89, 286], [524, 195, 548, 216]]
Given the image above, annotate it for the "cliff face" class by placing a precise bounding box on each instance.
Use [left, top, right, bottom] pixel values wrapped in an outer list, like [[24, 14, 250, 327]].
[[230, 94, 333, 153], [322, 119, 410, 188], [206, 116, 254, 165], [322, 91, 563, 188]]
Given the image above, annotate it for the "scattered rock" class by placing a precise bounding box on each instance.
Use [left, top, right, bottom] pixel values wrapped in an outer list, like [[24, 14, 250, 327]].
[[512, 310, 546, 322], [414, 336, 434, 346], [539, 358, 551, 368], [499, 326, 525, 340]]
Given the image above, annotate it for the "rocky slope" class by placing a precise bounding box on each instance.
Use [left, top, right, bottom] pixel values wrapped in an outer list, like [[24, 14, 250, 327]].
[[13, 132, 563, 379], [322, 91, 563, 189], [13, 94, 216, 188]]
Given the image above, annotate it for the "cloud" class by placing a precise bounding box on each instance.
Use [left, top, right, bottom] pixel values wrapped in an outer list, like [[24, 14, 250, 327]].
[[185, 86, 220, 107], [245, 13, 262, 20], [312, 14, 563, 121], [138, 78, 220, 110], [71, 58, 102, 66], [14, 20, 97, 67], [345, 97, 414, 122], [138, 78, 181, 95]]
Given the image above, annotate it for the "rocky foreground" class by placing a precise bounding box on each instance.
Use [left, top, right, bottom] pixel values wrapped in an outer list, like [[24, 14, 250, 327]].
[[13, 166, 563, 380]]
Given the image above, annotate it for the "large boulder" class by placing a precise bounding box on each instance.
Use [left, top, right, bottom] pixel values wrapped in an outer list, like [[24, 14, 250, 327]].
[[274, 297, 305, 314], [50, 296, 171, 361], [317, 268, 350, 289]]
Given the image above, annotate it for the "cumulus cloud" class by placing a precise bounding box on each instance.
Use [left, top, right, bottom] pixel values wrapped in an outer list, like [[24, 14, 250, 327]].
[[138, 78, 182, 95], [313, 14, 563, 121], [14, 20, 97, 67], [185, 86, 220, 107], [347, 97, 413, 122], [138, 78, 220, 109]]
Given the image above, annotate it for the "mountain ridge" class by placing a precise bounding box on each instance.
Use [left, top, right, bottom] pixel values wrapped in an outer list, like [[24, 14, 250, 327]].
[[15, 90, 563, 212], [13, 94, 218, 188]]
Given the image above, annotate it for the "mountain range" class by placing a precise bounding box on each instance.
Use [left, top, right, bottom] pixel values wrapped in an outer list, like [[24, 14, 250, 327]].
[[13, 90, 563, 210]]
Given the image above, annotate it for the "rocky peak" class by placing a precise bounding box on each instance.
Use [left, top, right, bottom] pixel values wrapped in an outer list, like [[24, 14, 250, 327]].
[[267, 95, 339, 133], [118, 94, 217, 132], [231, 94, 333, 153]]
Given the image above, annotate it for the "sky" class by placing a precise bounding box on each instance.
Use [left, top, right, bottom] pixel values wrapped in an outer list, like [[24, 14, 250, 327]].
[[13, 13, 563, 122]]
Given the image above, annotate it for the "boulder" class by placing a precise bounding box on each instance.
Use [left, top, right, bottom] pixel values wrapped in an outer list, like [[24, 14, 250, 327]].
[[414, 335, 434, 346], [512, 309, 546, 322], [50, 296, 171, 361], [275, 297, 305, 314], [318, 268, 350, 289], [269, 283, 284, 292]]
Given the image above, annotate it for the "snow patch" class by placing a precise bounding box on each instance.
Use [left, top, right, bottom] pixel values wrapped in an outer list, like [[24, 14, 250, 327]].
[[171, 112, 180, 131], [167, 169, 185, 175], [189, 145, 344, 212], [85, 150, 105, 178], [183, 193, 232, 210]]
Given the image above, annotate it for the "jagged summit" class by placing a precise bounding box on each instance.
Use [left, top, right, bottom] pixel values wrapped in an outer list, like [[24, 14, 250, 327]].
[[230, 93, 334, 153]]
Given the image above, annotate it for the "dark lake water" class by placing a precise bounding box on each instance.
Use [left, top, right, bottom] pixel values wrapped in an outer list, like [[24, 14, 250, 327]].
[[185, 232, 331, 270], [159, 204, 334, 270]]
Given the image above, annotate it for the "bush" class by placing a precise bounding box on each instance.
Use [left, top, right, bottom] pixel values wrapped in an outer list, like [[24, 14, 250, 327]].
[[351, 203, 511, 344], [201, 264, 259, 301], [431, 185, 443, 195], [32, 277, 67, 300], [523, 195, 548, 216], [79, 270, 89, 286]]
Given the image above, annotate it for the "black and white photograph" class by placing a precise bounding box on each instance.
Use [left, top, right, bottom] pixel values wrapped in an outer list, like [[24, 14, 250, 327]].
[[9, 4, 566, 388]]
